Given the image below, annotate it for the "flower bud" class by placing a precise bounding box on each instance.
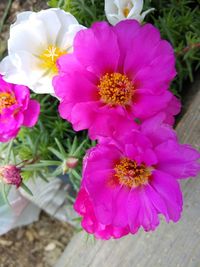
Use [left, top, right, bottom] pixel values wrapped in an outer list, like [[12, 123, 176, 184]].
[[66, 157, 79, 169], [0, 165, 22, 188]]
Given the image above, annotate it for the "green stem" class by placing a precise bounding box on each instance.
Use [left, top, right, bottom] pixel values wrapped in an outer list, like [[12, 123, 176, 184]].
[[0, 0, 13, 34]]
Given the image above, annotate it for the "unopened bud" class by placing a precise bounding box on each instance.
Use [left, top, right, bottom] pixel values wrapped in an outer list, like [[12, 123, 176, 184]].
[[66, 157, 79, 169], [0, 165, 22, 188]]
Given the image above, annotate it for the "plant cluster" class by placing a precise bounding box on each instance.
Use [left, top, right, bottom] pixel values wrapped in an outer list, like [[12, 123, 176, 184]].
[[0, 0, 199, 239]]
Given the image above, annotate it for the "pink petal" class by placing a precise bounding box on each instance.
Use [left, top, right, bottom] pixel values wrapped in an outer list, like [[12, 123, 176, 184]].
[[74, 22, 120, 76], [155, 141, 200, 179], [141, 112, 177, 146], [132, 90, 172, 119], [23, 100, 40, 127], [151, 170, 183, 222]]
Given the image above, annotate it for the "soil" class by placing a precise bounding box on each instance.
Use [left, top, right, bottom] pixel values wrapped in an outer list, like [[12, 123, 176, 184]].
[[0, 1, 75, 267], [0, 212, 74, 267]]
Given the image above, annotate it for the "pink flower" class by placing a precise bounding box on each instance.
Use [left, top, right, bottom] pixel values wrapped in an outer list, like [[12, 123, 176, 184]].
[[74, 187, 129, 240], [0, 75, 40, 142], [54, 20, 180, 139], [74, 115, 200, 239], [0, 165, 22, 188]]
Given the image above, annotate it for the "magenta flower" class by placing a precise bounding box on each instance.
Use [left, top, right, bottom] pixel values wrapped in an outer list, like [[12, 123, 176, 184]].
[[54, 20, 180, 139], [0, 75, 40, 142], [0, 165, 22, 188], [74, 115, 200, 239], [74, 187, 130, 239]]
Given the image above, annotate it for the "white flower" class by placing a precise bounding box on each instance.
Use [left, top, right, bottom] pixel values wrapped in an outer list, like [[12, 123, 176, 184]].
[[0, 8, 85, 94], [105, 0, 155, 25]]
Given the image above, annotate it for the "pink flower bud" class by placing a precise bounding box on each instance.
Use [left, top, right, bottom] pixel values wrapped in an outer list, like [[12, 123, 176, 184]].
[[0, 165, 22, 188], [66, 157, 79, 169]]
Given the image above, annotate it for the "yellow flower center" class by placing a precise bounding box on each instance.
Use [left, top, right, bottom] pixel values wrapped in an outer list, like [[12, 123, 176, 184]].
[[39, 45, 66, 74], [123, 2, 133, 17], [123, 7, 130, 17], [0, 92, 16, 114], [98, 73, 134, 106], [114, 158, 152, 188]]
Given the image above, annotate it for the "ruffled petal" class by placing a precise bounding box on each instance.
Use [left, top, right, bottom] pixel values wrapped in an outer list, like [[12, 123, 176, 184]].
[[132, 90, 173, 119], [141, 112, 177, 145], [74, 22, 120, 76], [150, 170, 183, 222], [155, 141, 200, 179], [23, 100, 40, 127], [53, 61, 98, 101]]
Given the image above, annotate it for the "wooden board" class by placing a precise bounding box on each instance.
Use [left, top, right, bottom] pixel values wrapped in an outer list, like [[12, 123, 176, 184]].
[[55, 78, 200, 267]]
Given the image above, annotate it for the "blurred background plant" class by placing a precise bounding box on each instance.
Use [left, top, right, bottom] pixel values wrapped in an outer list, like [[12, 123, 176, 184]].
[[0, 0, 199, 200]]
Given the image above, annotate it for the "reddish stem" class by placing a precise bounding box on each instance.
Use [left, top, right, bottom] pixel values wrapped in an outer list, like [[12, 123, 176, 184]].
[[177, 43, 200, 56]]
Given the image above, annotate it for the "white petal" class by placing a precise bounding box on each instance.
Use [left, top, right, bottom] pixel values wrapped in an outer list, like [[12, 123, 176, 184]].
[[59, 24, 86, 51], [13, 11, 33, 25], [129, 14, 143, 22], [53, 9, 85, 48], [105, 0, 119, 25], [9, 18, 47, 55], [30, 73, 55, 94], [141, 8, 155, 20], [105, 0, 118, 14], [107, 14, 122, 25], [116, 0, 130, 9], [0, 52, 53, 93], [129, 0, 144, 16], [35, 9, 62, 45], [0, 55, 28, 85], [52, 8, 79, 27]]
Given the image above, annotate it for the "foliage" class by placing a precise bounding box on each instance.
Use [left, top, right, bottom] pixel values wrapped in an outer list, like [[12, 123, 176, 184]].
[[47, 0, 105, 26], [145, 0, 200, 93]]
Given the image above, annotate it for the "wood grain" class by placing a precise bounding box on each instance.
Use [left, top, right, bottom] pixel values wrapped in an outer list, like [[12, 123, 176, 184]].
[[55, 78, 200, 267]]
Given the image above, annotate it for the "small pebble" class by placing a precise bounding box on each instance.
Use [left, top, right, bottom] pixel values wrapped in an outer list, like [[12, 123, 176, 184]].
[[0, 239, 13, 246], [45, 242, 56, 251]]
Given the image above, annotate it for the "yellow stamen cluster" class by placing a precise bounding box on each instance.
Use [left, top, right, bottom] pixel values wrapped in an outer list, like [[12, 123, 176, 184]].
[[98, 73, 134, 106], [123, 7, 130, 17], [114, 158, 151, 188], [123, 2, 133, 17], [39, 45, 66, 74], [0, 92, 16, 114]]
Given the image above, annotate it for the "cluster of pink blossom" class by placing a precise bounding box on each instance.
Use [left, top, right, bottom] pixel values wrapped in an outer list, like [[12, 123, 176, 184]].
[[0, 6, 199, 239], [53, 20, 200, 239], [0, 75, 40, 142]]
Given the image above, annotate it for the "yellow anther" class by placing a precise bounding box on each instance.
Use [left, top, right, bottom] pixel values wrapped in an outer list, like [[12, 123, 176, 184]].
[[123, 7, 130, 17], [98, 72, 134, 106], [114, 158, 152, 188], [39, 45, 66, 74], [0, 92, 16, 113]]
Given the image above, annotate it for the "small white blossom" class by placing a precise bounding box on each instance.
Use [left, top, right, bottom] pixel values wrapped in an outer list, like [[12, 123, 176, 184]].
[[0, 8, 85, 94], [105, 0, 155, 25]]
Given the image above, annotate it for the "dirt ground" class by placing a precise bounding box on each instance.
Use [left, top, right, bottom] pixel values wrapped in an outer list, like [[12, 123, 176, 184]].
[[0, 212, 74, 267], [0, 1, 75, 267]]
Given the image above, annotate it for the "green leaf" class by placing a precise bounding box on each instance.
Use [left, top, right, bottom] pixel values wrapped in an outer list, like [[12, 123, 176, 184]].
[[55, 138, 67, 157], [0, 183, 11, 206], [73, 139, 87, 157], [48, 147, 64, 160]]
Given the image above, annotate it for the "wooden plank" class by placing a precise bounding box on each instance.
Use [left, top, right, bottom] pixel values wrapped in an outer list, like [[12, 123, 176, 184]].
[[55, 79, 200, 267]]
